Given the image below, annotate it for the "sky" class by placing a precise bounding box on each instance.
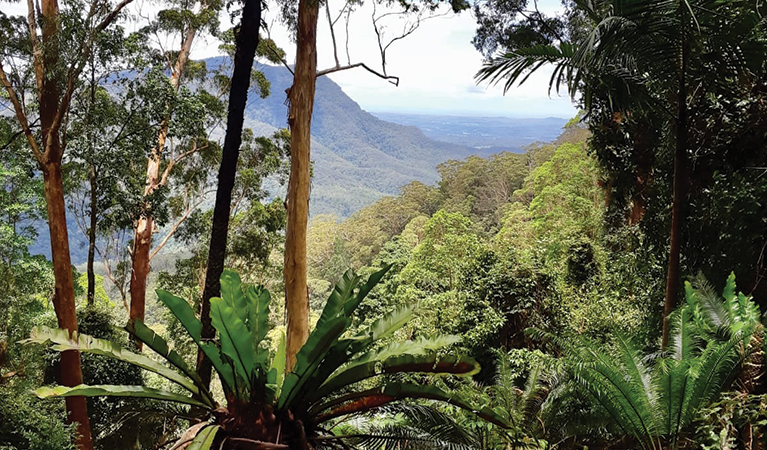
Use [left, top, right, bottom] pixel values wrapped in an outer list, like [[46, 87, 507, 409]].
[[3, 0, 579, 119], [320, 7, 578, 118], [255, 2, 578, 118]]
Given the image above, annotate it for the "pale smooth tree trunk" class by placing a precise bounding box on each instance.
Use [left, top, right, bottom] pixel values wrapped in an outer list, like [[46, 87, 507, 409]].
[[284, 0, 319, 372]]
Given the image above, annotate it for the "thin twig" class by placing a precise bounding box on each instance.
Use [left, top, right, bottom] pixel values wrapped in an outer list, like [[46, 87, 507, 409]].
[[326, 0, 341, 68]]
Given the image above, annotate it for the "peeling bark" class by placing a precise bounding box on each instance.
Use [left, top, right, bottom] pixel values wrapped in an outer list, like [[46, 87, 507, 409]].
[[284, 0, 320, 372]]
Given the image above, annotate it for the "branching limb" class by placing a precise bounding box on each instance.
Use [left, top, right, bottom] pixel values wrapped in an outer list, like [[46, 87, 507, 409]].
[[316, 62, 399, 85], [96, 229, 131, 312], [149, 193, 209, 261], [331, 0, 353, 26], [158, 140, 208, 187], [52, 0, 135, 144], [318, 1, 445, 85], [0, 61, 43, 162]]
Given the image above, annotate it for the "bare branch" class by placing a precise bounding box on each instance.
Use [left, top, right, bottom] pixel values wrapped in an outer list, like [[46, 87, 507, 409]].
[[264, 20, 294, 75], [344, 8, 352, 65], [326, 0, 340, 68], [316, 62, 399, 85], [371, 6, 450, 76], [383, 10, 449, 54], [149, 194, 207, 261], [318, 2, 447, 87], [331, 0, 353, 26], [96, 233, 130, 313], [372, 1, 385, 72]]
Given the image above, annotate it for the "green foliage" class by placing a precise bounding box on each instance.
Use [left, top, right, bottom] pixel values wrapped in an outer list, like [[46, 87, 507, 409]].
[[0, 385, 76, 450], [693, 393, 767, 450], [345, 403, 482, 450], [30, 268, 506, 449], [0, 137, 69, 449], [533, 274, 761, 448]]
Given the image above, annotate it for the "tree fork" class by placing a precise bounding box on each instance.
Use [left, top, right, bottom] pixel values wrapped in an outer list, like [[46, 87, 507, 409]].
[[197, 0, 262, 389], [129, 23, 197, 348], [284, 0, 319, 372]]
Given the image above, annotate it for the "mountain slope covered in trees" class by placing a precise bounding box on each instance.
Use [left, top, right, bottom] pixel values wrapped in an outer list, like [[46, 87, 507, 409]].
[[232, 60, 566, 216], [29, 60, 566, 262]]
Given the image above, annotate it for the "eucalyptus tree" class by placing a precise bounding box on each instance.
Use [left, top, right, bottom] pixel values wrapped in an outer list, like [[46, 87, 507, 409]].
[[64, 34, 158, 307], [0, 0, 135, 445], [127, 0, 225, 338], [278, 0, 472, 371], [476, 0, 767, 348]]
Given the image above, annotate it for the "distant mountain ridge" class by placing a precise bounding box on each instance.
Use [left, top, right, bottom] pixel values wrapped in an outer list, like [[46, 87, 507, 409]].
[[371, 112, 567, 153], [230, 60, 478, 217], [228, 60, 567, 216], [31, 58, 567, 263]]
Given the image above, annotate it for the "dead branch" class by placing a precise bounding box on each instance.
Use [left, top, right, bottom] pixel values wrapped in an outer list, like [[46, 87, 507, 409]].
[[317, 1, 446, 86], [265, 19, 295, 76], [316, 62, 399, 85], [326, 0, 340, 67]]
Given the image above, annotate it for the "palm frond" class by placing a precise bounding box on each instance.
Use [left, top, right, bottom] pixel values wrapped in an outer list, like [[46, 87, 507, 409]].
[[345, 404, 481, 450]]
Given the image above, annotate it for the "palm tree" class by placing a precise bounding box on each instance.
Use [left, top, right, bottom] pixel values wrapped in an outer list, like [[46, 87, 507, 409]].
[[477, 0, 766, 348], [27, 268, 509, 449]]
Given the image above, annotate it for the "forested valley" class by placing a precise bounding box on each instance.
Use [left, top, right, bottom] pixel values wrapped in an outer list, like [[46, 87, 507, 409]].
[[3, 0, 767, 448]]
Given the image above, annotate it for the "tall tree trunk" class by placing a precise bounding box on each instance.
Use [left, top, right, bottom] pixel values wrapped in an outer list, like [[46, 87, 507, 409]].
[[129, 154, 159, 350], [86, 65, 97, 308], [661, 49, 688, 351], [284, 0, 319, 372], [37, 0, 93, 444], [197, 0, 262, 389], [128, 26, 196, 348], [87, 158, 97, 307], [42, 160, 94, 450]]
